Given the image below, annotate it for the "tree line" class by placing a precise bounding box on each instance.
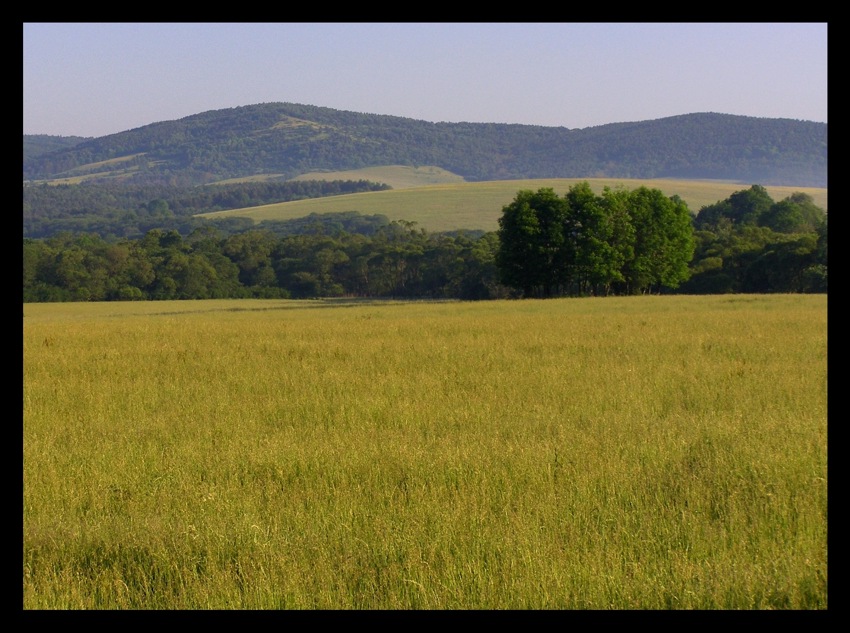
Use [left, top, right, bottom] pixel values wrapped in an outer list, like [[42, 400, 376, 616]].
[[22, 184, 827, 303], [23, 223, 504, 302]]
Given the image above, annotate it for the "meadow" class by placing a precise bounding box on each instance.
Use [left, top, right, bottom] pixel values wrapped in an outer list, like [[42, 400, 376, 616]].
[[197, 169, 829, 233], [23, 294, 827, 609]]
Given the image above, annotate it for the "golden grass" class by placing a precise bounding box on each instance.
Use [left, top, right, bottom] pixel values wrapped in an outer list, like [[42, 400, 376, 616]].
[[23, 295, 827, 609]]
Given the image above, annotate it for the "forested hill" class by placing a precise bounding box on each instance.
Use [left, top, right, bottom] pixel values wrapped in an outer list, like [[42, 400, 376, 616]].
[[23, 134, 92, 161], [23, 103, 827, 188]]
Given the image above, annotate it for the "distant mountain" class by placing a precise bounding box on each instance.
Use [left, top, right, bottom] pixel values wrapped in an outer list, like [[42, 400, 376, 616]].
[[22, 103, 827, 188], [23, 134, 92, 162]]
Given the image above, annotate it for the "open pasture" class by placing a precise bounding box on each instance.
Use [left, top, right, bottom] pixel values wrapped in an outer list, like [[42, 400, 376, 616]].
[[23, 295, 827, 609], [197, 171, 828, 233]]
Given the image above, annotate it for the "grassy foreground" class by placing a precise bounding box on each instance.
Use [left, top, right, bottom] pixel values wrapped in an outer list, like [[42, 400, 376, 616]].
[[23, 295, 827, 609]]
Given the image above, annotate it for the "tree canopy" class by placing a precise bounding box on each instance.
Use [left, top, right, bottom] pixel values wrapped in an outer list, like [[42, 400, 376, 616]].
[[496, 183, 696, 297]]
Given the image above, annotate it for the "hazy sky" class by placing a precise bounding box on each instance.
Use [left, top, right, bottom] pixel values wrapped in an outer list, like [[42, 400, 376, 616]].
[[23, 22, 828, 138]]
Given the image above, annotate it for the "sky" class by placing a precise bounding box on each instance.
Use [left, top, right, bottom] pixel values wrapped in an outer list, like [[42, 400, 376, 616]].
[[23, 22, 828, 138]]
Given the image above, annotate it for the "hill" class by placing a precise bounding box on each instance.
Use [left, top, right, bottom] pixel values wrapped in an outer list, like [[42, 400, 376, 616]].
[[23, 103, 827, 188], [198, 174, 828, 234], [22, 134, 92, 162]]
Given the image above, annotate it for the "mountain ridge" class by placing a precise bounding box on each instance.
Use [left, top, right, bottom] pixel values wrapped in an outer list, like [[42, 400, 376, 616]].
[[23, 102, 827, 188]]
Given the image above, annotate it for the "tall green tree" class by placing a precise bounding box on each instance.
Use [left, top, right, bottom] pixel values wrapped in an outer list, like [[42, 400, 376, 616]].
[[562, 182, 623, 295], [597, 187, 637, 295], [620, 188, 695, 294], [726, 185, 774, 226], [496, 188, 568, 297]]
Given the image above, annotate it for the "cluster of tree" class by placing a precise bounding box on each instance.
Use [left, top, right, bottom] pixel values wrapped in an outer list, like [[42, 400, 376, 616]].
[[495, 183, 826, 297], [22, 185, 827, 303], [681, 185, 827, 293], [495, 183, 696, 296], [23, 179, 391, 239], [23, 104, 827, 187]]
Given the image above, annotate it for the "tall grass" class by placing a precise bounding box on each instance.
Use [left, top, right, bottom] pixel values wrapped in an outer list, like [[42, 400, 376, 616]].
[[23, 295, 827, 609]]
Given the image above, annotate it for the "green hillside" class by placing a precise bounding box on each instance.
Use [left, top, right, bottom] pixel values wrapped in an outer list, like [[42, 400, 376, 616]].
[[198, 172, 828, 233], [24, 104, 828, 188]]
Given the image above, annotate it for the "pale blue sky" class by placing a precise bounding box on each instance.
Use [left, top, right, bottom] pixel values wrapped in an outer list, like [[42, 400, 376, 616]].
[[23, 22, 828, 138]]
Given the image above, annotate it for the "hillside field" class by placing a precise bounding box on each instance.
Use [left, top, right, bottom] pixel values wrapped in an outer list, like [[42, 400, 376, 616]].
[[24, 294, 827, 609], [197, 168, 829, 233]]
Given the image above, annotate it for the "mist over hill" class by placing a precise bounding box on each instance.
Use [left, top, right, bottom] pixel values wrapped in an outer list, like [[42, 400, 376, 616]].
[[23, 103, 827, 188]]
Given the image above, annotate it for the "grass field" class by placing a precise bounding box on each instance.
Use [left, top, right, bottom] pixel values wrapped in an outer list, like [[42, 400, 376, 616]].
[[23, 294, 827, 609], [196, 168, 829, 233], [290, 165, 467, 189]]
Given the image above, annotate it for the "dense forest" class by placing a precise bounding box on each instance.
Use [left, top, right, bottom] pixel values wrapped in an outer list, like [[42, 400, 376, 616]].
[[23, 185, 827, 302], [23, 103, 827, 187]]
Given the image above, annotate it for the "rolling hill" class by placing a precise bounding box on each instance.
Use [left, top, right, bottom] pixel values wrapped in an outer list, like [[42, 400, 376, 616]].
[[23, 102, 827, 188]]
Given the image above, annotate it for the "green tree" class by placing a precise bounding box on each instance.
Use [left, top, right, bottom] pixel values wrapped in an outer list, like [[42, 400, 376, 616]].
[[563, 182, 624, 295], [23, 238, 49, 291], [598, 187, 637, 295], [799, 216, 827, 293], [620, 187, 695, 294], [695, 185, 774, 231], [760, 199, 806, 233], [727, 185, 774, 226], [739, 232, 820, 293], [685, 188, 826, 295], [761, 193, 826, 234], [496, 188, 568, 297], [222, 230, 279, 288], [785, 192, 828, 231], [145, 198, 174, 219]]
